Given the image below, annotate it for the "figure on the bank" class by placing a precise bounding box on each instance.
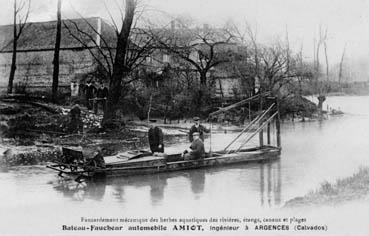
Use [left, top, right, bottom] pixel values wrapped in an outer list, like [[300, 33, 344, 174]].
[[189, 116, 210, 142], [84, 80, 96, 110], [70, 80, 79, 98], [95, 82, 109, 114], [182, 132, 205, 160], [148, 120, 164, 154], [69, 104, 83, 133]]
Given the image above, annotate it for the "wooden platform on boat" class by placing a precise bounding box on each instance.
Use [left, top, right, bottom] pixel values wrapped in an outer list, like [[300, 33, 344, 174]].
[[96, 146, 280, 177]]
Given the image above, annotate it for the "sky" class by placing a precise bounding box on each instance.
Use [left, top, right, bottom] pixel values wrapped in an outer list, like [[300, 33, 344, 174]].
[[1, 0, 369, 78]]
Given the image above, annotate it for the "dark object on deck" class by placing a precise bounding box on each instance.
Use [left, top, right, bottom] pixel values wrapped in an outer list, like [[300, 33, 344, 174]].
[[148, 126, 164, 153], [62, 147, 83, 164]]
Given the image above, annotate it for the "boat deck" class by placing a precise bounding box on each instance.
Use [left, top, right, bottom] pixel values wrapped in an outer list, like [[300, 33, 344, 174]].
[[47, 146, 281, 178], [100, 146, 281, 177]]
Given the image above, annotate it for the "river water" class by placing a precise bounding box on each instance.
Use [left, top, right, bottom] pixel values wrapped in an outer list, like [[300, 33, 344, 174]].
[[1, 95, 369, 236]]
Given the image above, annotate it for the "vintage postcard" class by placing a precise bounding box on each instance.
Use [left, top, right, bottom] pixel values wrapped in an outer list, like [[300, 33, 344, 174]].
[[0, 0, 368, 235]]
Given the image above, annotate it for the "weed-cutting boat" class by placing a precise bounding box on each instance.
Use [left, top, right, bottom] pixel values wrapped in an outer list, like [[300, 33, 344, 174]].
[[47, 93, 281, 180]]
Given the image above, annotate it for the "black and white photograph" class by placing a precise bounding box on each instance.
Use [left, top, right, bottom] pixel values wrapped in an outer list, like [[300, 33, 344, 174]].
[[0, 0, 369, 235]]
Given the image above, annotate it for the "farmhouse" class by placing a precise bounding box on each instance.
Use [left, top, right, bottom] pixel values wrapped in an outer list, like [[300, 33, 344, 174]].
[[0, 17, 244, 98], [0, 17, 116, 95]]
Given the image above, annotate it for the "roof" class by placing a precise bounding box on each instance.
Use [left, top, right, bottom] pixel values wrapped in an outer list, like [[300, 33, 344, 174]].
[[0, 17, 116, 52]]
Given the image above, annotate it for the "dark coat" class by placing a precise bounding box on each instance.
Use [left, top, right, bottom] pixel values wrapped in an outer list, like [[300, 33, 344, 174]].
[[69, 105, 83, 133], [97, 87, 108, 98], [148, 126, 164, 153], [189, 124, 210, 142], [85, 84, 96, 99]]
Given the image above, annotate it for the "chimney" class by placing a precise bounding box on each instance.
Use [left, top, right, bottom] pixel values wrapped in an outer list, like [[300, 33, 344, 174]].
[[96, 17, 101, 47], [171, 20, 175, 30]]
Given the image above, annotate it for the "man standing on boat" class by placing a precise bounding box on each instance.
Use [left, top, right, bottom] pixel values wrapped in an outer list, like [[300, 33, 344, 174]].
[[189, 117, 210, 142], [148, 120, 164, 154], [183, 132, 205, 160]]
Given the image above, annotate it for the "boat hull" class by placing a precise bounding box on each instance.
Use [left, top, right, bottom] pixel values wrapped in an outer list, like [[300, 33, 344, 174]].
[[97, 146, 281, 177]]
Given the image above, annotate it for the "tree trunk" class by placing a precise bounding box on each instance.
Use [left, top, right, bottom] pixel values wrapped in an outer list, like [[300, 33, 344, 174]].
[[8, 44, 17, 94], [103, 77, 124, 124], [338, 45, 346, 87], [7, 0, 18, 94], [317, 95, 326, 112], [324, 42, 329, 81], [52, 0, 62, 103], [147, 94, 152, 121], [199, 71, 207, 85], [102, 0, 135, 126]]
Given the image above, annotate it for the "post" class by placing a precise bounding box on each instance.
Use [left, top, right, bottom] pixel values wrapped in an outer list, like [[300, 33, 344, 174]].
[[276, 98, 281, 147], [267, 122, 271, 145], [259, 93, 264, 147], [52, 0, 62, 103], [209, 120, 212, 155], [248, 101, 251, 120]]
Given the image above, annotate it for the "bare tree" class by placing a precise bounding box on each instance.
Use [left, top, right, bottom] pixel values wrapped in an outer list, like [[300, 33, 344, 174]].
[[231, 21, 263, 96], [338, 44, 346, 86], [7, 0, 31, 94], [316, 25, 328, 112], [242, 22, 259, 95], [149, 22, 234, 86], [323, 39, 329, 81], [315, 25, 327, 75], [52, 0, 62, 103], [64, 0, 155, 126]]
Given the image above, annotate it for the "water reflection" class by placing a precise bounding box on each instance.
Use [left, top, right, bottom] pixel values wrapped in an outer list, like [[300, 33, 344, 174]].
[[50, 160, 282, 207], [259, 160, 282, 207], [52, 177, 106, 201], [107, 169, 205, 204], [107, 173, 169, 204], [188, 169, 206, 197], [148, 175, 168, 204]]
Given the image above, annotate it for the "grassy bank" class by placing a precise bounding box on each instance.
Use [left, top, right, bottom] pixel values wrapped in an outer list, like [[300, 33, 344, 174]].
[[285, 167, 369, 207]]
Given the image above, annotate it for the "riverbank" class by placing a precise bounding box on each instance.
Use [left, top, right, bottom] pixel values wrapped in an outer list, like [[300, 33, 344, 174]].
[[0, 94, 324, 166], [284, 167, 369, 207]]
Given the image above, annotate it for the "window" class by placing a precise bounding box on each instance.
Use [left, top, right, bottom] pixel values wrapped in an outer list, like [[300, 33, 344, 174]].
[[146, 56, 152, 63], [163, 54, 170, 63]]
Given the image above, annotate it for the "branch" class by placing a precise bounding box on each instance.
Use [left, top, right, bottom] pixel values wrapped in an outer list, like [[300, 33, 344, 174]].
[[15, 0, 31, 39], [103, 1, 119, 34], [77, 15, 115, 66], [63, 20, 112, 78], [65, 19, 113, 76]]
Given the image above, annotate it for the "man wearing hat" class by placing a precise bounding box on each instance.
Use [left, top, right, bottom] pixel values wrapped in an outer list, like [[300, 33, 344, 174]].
[[182, 132, 205, 160], [148, 120, 164, 154], [189, 117, 210, 142]]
